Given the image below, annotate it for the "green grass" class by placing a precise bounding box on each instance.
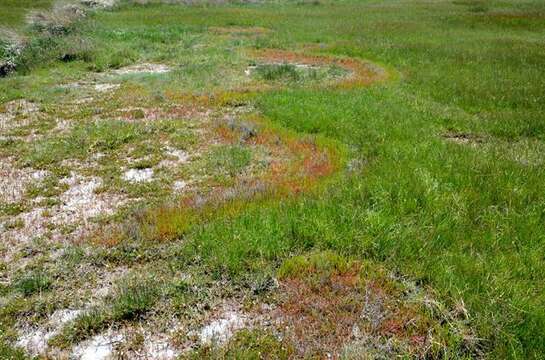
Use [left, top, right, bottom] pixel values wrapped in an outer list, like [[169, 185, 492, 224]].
[[254, 63, 347, 84], [0, 0, 52, 28], [208, 145, 253, 177], [185, 329, 295, 359], [277, 250, 352, 280], [53, 308, 108, 347], [110, 278, 160, 321], [0, 340, 27, 360], [52, 276, 160, 347], [14, 272, 52, 297], [1, 0, 545, 358]]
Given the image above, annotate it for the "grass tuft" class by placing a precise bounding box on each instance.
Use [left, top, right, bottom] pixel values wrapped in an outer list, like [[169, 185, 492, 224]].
[[208, 145, 253, 177], [52, 276, 160, 348], [110, 277, 160, 321], [277, 250, 353, 280], [184, 329, 295, 359], [14, 273, 52, 297], [54, 308, 107, 347]]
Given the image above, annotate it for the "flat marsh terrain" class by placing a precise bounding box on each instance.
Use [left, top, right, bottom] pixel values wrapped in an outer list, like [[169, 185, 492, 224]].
[[0, 0, 544, 358]]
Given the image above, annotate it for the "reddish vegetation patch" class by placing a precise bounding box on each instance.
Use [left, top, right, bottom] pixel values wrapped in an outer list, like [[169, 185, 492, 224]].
[[268, 255, 476, 358], [251, 49, 389, 88], [275, 266, 363, 356], [263, 139, 335, 194], [214, 116, 340, 195], [92, 115, 342, 244]]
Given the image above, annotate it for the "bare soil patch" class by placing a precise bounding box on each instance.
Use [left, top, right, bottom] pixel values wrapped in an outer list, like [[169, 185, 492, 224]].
[[443, 131, 484, 146], [111, 63, 171, 75]]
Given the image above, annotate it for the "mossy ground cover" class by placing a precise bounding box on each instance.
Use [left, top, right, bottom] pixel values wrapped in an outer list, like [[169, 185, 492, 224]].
[[1, 0, 545, 358]]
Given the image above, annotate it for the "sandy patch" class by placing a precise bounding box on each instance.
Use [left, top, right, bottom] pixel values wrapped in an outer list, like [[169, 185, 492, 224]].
[[141, 334, 178, 360], [0, 160, 43, 203], [16, 309, 83, 357], [72, 331, 124, 360], [81, 0, 117, 8], [54, 119, 74, 132], [0, 99, 40, 132], [158, 147, 191, 169], [94, 83, 121, 92], [57, 174, 106, 219], [199, 305, 247, 345], [106, 105, 212, 123], [112, 63, 171, 75], [173, 180, 187, 192], [123, 168, 154, 183], [1, 173, 127, 258], [62, 81, 120, 94]]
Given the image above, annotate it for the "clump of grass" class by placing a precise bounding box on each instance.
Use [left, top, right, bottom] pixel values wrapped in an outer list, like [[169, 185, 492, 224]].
[[452, 0, 489, 12], [184, 329, 295, 359], [52, 275, 160, 347], [51, 308, 108, 348], [4, 218, 25, 231], [25, 174, 67, 198], [0, 1, 99, 75], [256, 63, 300, 81], [0, 340, 27, 360], [0, 29, 26, 76], [110, 277, 160, 321], [14, 272, 52, 296], [208, 145, 252, 177], [3, 31, 97, 75], [277, 250, 353, 280], [57, 34, 95, 62]]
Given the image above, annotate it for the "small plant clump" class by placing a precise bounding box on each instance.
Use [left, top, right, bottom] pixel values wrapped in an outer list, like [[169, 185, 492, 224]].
[[184, 329, 296, 359], [253, 63, 348, 84], [52, 276, 160, 348], [0, 30, 25, 76], [14, 272, 52, 297], [110, 278, 160, 321]]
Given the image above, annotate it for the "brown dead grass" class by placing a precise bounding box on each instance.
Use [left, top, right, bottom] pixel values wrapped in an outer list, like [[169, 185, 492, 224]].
[[209, 26, 271, 36], [443, 131, 485, 146]]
